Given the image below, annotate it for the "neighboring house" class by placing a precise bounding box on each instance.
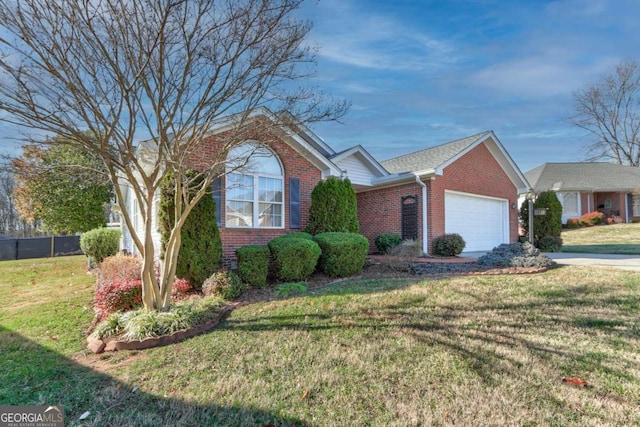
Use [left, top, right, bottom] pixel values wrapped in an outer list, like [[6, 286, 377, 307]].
[[524, 162, 640, 224], [120, 109, 528, 265]]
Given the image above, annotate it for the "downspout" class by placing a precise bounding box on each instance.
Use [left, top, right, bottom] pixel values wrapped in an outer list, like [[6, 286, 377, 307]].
[[416, 176, 428, 255]]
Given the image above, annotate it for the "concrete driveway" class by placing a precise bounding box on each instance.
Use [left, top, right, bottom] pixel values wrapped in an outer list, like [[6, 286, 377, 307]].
[[461, 251, 640, 271], [545, 252, 640, 271]]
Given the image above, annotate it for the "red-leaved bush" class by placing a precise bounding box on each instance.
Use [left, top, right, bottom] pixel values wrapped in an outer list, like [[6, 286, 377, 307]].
[[579, 211, 605, 227], [94, 279, 142, 321], [94, 254, 143, 321], [171, 278, 192, 301]]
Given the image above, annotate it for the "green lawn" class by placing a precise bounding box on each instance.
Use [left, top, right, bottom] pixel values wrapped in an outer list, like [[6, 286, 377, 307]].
[[561, 222, 640, 254], [2, 256, 640, 426]]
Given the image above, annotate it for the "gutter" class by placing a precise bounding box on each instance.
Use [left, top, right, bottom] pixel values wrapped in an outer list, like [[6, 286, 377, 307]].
[[415, 175, 429, 255]]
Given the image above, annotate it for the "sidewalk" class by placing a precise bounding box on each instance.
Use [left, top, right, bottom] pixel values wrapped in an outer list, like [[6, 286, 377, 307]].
[[545, 252, 640, 271]]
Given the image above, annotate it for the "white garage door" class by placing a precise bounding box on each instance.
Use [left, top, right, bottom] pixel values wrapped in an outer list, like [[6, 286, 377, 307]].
[[444, 191, 509, 252]]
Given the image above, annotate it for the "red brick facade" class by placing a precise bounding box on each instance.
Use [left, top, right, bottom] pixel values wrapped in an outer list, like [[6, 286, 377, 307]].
[[188, 124, 323, 266], [181, 122, 519, 263], [356, 182, 423, 252], [428, 142, 519, 247], [356, 141, 519, 253]]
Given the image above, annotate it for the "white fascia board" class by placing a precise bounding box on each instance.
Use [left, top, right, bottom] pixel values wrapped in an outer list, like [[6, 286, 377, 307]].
[[483, 131, 530, 190], [369, 171, 425, 188], [331, 145, 389, 177]]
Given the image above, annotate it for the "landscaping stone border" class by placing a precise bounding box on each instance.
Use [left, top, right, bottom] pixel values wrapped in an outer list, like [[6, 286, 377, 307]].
[[87, 304, 237, 354]]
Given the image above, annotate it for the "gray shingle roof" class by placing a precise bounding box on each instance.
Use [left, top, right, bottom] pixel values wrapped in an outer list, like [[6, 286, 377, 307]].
[[525, 162, 640, 192], [380, 131, 492, 173]]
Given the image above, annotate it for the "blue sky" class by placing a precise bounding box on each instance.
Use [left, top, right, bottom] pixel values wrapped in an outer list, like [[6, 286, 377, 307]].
[[1, 0, 638, 174], [297, 0, 640, 172]]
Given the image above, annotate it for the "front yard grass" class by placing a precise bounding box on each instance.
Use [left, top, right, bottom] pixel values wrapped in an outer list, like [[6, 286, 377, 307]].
[[562, 222, 640, 254], [2, 256, 640, 426]]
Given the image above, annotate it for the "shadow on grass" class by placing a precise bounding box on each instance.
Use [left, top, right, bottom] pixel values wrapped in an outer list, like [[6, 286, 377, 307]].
[[0, 326, 311, 427], [223, 277, 640, 389], [562, 244, 640, 255]]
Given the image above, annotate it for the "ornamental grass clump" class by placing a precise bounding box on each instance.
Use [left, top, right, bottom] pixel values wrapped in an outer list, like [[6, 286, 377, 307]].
[[92, 296, 227, 341], [202, 271, 246, 300]]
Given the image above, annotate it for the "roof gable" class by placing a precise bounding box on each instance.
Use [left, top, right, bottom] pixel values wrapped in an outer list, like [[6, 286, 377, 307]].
[[380, 131, 529, 192], [525, 162, 640, 192], [381, 131, 490, 174]]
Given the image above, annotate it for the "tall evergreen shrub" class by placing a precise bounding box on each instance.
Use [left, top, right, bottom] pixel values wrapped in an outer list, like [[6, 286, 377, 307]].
[[305, 177, 359, 235], [159, 170, 222, 289], [519, 190, 562, 246]]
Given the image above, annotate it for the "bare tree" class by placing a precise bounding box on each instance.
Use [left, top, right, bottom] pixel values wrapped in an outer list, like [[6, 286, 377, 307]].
[[0, 0, 347, 311], [571, 58, 640, 166]]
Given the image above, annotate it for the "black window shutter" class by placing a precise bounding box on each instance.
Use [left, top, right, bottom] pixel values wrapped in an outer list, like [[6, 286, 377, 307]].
[[211, 177, 223, 227], [289, 177, 301, 229]]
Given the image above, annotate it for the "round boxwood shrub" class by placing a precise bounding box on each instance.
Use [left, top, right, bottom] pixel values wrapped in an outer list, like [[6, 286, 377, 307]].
[[80, 227, 121, 265], [278, 232, 315, 240], [235, 245, 270, 288], [374, 232, 403, 254], [268, 237, 321, 281], [314, 232, 369, 277], [431, 233, 466, 257]]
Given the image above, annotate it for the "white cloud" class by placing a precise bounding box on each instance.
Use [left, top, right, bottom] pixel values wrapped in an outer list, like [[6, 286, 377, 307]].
[[304, 0, 456, 72]]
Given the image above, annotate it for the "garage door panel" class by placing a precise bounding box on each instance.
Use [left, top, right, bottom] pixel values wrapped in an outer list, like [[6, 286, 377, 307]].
[[445, 191, 508, 252]]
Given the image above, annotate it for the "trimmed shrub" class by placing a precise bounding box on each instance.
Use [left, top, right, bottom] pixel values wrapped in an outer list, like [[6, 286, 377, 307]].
[[579, 211, 605, 227], [431, 233, 466, 257], [80, 227, 121, 265], [536, 235, 563, 252], [477, 242, 556, 268], [159, 170, 222, 290], [278, 232, 314, 240], [268, 237, 321, 281], [374, 233, 403, 255], [94, 279, 142, 321], [98, 253, 142, 284], [235, 245, 270, 288], [202, 271, 246, 300], [314, 232, 369, 277], [566, 218, 583, 229], [305, 177, 359, 235]]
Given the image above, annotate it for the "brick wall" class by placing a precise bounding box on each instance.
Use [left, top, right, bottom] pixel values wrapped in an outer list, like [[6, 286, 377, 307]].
[[429, 141, 519, 245], [357, 182, 423, 253], [188, 123, 323, 267], [357, 140, 519, 254]]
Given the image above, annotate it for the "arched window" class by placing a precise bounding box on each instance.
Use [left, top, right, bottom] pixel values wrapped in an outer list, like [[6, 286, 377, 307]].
[[226, 142, 284, 228]]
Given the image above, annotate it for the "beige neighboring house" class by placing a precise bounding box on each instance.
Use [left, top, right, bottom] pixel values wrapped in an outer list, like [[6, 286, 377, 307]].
[[524, 162, 640, 224]]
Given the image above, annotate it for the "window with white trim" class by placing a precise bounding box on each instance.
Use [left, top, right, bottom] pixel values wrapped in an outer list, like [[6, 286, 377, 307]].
[[560, 192, 579, 217], [225, 143, 284, 228]]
